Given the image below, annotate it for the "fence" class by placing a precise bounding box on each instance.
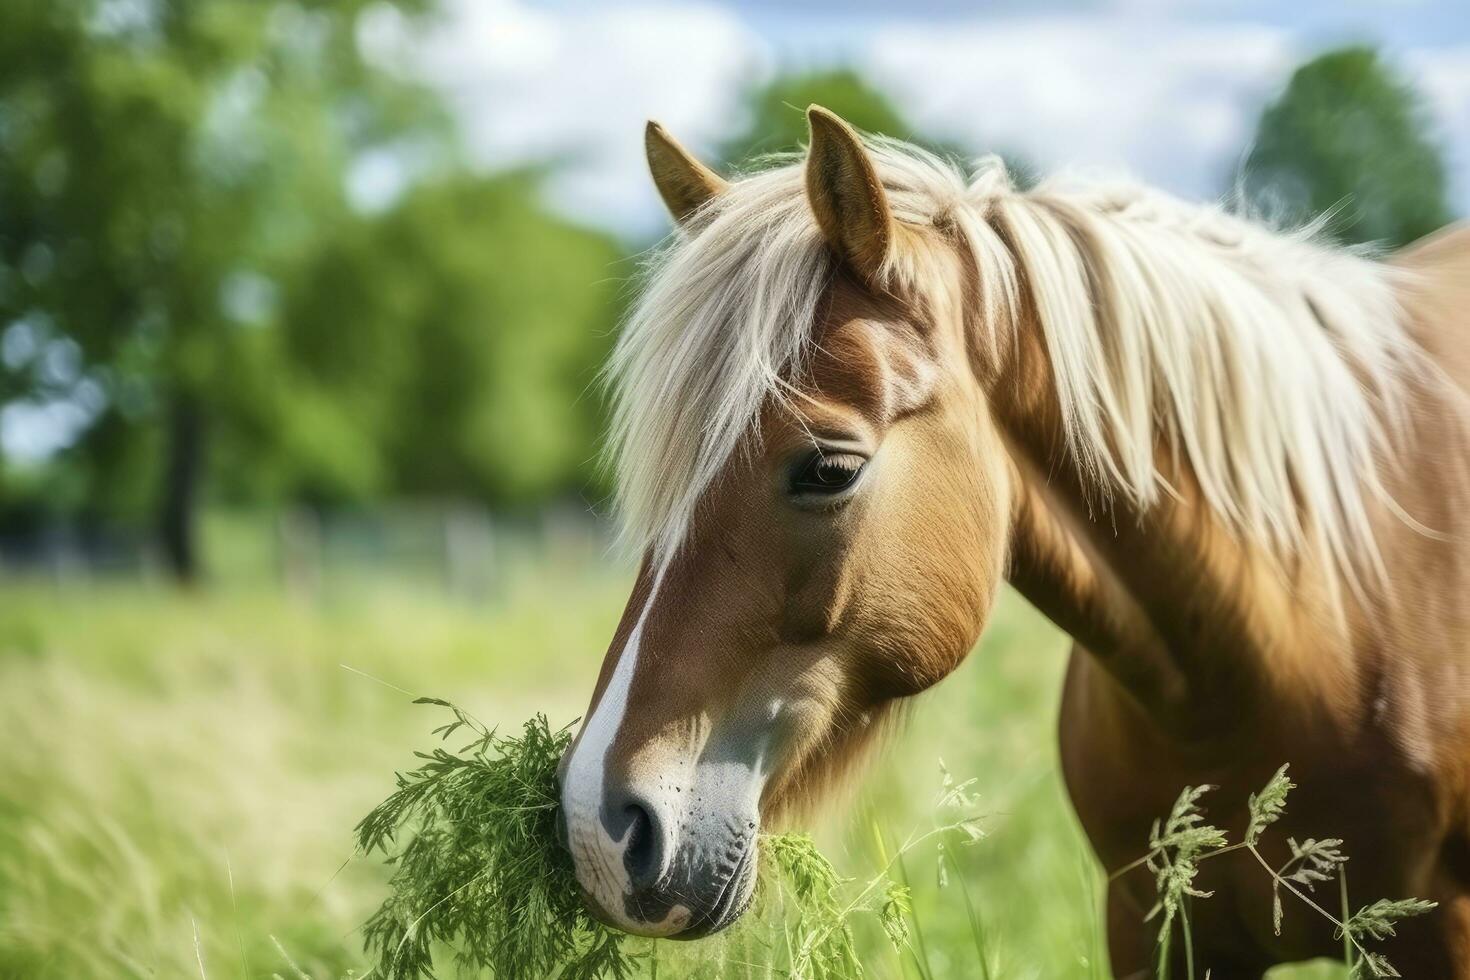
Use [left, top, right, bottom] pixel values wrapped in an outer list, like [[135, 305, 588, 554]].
[[0, 501, 619, 600]]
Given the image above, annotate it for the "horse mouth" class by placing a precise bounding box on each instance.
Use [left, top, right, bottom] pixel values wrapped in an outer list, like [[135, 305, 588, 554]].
[[671, 843, 758, 940], [574, 834, 759, 940]]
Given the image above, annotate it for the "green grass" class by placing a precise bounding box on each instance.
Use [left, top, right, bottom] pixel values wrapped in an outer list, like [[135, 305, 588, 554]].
[[0, 561, 1350, 978]]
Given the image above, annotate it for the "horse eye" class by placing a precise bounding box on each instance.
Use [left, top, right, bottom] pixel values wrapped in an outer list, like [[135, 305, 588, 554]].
[[789, 451, 866, 497]]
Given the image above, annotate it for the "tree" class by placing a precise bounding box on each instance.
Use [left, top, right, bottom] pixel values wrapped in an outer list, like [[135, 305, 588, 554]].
[[718, 69, 918, 167], [1236, 46, 1451, 248], [0, 0, 444, 580], [263, 172, 624, 510], [716, 67, 1030, 188]]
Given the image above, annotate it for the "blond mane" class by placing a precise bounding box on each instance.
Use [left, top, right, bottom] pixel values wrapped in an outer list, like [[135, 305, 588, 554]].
[[607, 135, 1418, 587]]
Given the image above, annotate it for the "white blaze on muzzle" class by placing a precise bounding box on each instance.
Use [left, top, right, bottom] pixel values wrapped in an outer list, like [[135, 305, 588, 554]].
[[560, 566, 674, 932], [560, 565, 775, 937]]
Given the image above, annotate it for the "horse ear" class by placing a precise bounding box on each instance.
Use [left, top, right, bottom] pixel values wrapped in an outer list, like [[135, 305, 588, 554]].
[[646, 121, 727, 225], [804, 105, 894, 284]]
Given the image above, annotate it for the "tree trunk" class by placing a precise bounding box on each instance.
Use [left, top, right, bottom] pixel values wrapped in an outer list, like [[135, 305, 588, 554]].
[[159, 391, 205, 583]]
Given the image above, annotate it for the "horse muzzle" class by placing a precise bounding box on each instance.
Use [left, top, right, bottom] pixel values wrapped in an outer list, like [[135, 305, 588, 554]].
[[559, 758, 763, 938]]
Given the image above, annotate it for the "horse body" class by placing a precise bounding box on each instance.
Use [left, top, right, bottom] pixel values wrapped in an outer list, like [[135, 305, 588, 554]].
[[558, 108, 1470, 975], [1057, 226, 1470, 976]]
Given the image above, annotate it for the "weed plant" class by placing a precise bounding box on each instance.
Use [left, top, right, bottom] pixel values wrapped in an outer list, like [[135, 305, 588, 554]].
[[1131, 765, 1435, 979], [357, 701, 989, 980]]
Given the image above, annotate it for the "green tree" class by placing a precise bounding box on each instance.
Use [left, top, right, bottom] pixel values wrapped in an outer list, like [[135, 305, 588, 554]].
[[718, 69, 918, 167], [268, 172, 624, 509], [0, 0, 444, 579], [716, 67, 1030, 187], [1237, 46, 1452, 248]]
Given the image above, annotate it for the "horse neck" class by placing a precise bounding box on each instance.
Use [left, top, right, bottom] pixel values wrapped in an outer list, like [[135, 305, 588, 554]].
[[986, 305, 1345, 732]]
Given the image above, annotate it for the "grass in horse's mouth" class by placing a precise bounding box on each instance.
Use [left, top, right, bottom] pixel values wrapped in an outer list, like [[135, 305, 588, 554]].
[[354, 700, 865, 980]]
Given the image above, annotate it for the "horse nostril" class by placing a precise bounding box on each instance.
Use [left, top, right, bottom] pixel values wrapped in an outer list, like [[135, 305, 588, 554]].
[[620, 798, 667, 889]]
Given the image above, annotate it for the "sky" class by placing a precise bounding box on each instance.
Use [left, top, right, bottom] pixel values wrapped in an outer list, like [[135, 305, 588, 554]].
[[371, 0, 1470, 238]]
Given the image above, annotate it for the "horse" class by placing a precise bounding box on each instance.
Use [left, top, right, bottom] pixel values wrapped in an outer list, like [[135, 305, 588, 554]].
[[556, 105, 1470, 977]]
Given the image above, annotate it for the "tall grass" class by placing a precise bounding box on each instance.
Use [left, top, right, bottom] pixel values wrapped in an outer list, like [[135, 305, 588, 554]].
[[1134, 768, 1433, 980], [0, 566, 1357, 978]]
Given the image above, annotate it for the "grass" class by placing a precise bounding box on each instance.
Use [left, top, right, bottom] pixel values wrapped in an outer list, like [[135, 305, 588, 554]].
[[354, 704, 991, 980], [0, 557, 1359, 978], [1135, 768, 1434, 979], [356, 711, 638, 980]]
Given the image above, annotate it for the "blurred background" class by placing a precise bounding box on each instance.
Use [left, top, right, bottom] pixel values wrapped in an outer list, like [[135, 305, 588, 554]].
[[0, 1, 1463, 977]]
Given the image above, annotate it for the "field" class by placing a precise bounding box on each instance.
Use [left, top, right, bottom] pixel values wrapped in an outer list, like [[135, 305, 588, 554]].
[[0, 555, 1346, 979]]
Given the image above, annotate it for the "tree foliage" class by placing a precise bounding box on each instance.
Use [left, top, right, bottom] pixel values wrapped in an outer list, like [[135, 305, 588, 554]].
[[271, 173, 623, 507], [717, 68, 971, 170], [0, 0, 626, 573], [716, 67, 1028, 188], [0, 0, 446, 574], [1237, 46, 1451, 248]]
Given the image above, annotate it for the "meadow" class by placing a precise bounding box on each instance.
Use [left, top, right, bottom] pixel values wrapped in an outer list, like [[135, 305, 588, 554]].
[[0, 550, 1347, 979]]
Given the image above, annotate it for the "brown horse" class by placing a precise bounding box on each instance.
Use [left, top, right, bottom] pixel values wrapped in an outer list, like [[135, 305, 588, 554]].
[[557, 105, 1470, 977]]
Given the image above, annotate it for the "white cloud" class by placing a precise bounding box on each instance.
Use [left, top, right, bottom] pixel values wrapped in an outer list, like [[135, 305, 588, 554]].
[[862, 17, 1296, 200], [395, 2, 1467, 233], [1405, 45, 1470, 212], [406, 0, 772, 233]]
